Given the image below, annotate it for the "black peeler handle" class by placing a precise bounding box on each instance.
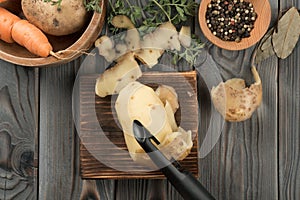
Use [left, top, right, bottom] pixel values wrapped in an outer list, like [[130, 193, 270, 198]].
[[133, 120, 215, 200]]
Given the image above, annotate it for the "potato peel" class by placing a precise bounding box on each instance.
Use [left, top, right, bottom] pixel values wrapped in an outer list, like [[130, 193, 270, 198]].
[[95, 53, 142, 97], [95, 35, 116, 62], [211, 66, 262, 122], [156, 84, 179, 113]]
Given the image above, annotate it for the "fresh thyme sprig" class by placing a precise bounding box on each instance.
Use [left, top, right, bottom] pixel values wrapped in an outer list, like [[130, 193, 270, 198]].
[[168, 35, 205, 66], [43, 0, 102, 12], [143, 0, 198, 26], [43, 0, 62, 8], [84, 0, 102, 12]]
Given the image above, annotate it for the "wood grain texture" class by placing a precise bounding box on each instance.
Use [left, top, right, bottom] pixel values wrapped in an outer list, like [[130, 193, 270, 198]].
[[279, 44, 300, 200], [278, 3, 300, 200], [38, 61, 117, 200], [38, 61, 83, 200], [79, 72, 198, 179], [0, 61, 38, 199]]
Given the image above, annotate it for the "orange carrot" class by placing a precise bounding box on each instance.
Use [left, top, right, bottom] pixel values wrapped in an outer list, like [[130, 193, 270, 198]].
[[11, 20, 53, 57], [0, 7, 21, 43], [0, 0, 7, 2]]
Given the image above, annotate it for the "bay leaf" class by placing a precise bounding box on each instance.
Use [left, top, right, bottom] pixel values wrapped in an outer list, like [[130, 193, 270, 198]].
[[255, 28, 275, 64], [272, 7, 300, 59]]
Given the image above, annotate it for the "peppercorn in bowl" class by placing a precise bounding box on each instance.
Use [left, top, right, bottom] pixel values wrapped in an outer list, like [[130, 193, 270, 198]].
[[199, 0, 271, 50]]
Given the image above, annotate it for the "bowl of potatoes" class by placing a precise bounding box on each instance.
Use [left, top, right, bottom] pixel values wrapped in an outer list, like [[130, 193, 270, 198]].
[[0, 0, 106, 67]]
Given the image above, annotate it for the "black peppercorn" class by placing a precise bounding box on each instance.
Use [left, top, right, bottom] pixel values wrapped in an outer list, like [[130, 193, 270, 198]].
[[205, 0, 257, 42]]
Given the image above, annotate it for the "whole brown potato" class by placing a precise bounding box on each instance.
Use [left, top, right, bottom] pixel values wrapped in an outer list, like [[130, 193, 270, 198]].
[[21, 0, 89, 36]]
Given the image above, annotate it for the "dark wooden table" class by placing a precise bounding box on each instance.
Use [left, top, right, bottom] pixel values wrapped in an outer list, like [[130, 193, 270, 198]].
[[0, 0, 299, 199]]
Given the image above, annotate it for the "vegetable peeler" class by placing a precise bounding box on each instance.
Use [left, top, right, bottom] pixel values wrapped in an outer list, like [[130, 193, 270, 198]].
[[132, 120, 215, 200]]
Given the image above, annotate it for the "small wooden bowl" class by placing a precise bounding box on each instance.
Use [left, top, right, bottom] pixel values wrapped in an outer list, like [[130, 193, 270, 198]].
[[0, 0, 106, 67], [199, 0, 271, 50]]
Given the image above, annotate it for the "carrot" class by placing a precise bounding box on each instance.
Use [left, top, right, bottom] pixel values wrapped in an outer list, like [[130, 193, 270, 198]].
[[11, 20, 53, 57], [0, 7, 21, 43], [0, 0, 7, 2]]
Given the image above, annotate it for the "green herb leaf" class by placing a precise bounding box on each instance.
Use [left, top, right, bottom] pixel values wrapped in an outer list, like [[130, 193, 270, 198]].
[[43, 0, 62, 8], [43, 0, 103, 12], [84, 0, 102, 12], [167, 35, 205, 66]]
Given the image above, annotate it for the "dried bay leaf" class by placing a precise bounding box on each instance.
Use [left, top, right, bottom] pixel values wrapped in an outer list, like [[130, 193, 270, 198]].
[[255, 28, 275, 64], [272, 7, 300, 59]]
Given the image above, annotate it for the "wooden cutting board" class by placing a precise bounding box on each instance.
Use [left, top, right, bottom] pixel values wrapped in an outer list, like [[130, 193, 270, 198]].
[[79, 71, 199, 179]]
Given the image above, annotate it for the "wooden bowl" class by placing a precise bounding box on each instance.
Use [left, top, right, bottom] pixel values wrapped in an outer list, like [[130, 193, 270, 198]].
[[199, 0, 271, 50], [0, 0, 106, 67]]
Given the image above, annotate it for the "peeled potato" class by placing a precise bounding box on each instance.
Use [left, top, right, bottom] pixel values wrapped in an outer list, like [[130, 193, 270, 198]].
[[115, 82, 172, 161], [22, 0, 89, 36], [115, 81, 193, 167], [164, 100, 178, 132], [115, 82, 171, 142]]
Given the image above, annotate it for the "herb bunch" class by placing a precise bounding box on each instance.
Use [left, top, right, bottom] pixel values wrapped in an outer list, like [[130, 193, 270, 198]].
[[108, 0, 198, 33], [108, 0, 203, 66], [143, 0, 198, 26]]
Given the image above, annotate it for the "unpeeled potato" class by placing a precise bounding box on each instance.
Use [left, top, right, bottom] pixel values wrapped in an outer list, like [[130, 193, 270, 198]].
[[21, 0, 89, 36]]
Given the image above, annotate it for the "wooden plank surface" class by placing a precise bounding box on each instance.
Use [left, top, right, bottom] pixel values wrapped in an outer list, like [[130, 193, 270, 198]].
[[38, 61, 116, 200], [0, 62, 38, 199], [79, 72, 198, 179], [278, 2, 300, 200], [38, 62, 84, 200], [279, 44, 300, 200]]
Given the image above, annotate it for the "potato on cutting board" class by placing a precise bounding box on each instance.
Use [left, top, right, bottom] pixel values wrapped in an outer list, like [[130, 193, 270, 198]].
[[114, 81, 193, 167]]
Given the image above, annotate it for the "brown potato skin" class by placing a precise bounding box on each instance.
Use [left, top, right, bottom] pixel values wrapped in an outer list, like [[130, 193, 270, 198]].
[[21, 0, 89, 36]]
